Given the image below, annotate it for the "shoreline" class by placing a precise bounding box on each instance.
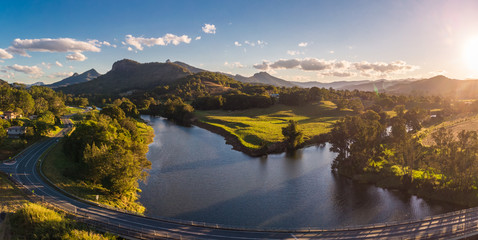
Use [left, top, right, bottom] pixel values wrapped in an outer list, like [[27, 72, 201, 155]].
[[193, 120, 475, 208], [192, 120, 329, 157]]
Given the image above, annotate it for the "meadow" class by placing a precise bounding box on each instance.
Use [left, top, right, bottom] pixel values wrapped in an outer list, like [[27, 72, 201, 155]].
[[196, 101, 353, 149]]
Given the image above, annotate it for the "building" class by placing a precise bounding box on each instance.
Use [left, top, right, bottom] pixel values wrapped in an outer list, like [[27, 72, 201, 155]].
[[3, 111, 22, 120], [7, 126, 26, 138]]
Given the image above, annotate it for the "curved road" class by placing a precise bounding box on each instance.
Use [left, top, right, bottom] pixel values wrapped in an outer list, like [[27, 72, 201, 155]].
[[1, 118, 478, 239]]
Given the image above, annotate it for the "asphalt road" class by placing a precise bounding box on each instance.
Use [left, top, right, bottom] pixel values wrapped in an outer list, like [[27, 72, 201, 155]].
[[1, 118, 478, 239]]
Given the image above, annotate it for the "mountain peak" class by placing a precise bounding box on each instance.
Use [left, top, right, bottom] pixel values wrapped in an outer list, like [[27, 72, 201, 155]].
[[48, 68, 101, 88], [112, 59, 140, 71], [254, 71, 271, 77], [429, 75, 450, 80], [85, 68, 99, 75]]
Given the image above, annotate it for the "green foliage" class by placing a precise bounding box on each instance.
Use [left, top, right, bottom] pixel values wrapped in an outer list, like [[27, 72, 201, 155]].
[[282, 120, 303, 151], [64, 111, 153, 200], [330, 110, 385, 174], [100, 106, 125, 120], [119, 99, 139, 117], [148, 97, 194, 125], [9, 203, 115, 240]]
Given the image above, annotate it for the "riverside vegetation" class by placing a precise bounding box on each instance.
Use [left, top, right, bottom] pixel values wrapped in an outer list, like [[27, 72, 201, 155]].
[[51, 98, 154, 213], [329, 103, 478, 206]]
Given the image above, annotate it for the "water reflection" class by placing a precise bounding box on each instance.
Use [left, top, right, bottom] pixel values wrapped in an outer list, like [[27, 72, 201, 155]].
[[139, 116, 461, 228]]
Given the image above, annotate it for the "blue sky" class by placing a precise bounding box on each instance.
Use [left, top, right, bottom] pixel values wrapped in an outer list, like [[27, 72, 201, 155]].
[[1, 0, 478, 84]]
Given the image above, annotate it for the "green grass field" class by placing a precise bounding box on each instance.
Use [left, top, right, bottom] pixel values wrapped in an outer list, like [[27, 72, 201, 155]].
[[42, 141, 145, 213], [196, 101, 353, 149], [66, 106, 84, 115]]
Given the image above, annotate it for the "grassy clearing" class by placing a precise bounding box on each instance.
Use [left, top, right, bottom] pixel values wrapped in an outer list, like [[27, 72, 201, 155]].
[[420, 113, 478, 146], [8, 203, 115, 240], [196, 101, 353, 149], [66, 106, 84, 115], [42, 141, 145, 213]]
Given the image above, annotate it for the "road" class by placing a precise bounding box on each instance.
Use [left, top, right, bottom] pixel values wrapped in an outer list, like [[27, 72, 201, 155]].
[[1, 118, 478, 239]]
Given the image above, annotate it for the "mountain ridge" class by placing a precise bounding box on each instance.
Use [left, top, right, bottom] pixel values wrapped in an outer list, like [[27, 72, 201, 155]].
[[48, 68, 101, 88], [54, 59, 478, 99]]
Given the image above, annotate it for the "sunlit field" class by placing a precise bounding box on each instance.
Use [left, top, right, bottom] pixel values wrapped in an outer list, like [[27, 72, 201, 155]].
[[196, 101, 352, 149]]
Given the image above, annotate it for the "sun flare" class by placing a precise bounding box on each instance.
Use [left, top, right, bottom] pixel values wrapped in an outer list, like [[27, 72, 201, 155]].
[[464, 37, 478, 72]]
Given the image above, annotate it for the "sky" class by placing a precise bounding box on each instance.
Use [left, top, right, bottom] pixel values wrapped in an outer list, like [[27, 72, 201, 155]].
[[1, 0, 478, 84]]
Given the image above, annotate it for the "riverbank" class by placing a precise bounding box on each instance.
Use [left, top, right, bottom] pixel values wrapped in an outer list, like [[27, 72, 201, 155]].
[[193, 120, 329, 156]]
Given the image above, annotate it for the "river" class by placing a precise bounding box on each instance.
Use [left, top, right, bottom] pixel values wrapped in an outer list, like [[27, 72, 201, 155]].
[[138, 116, 461, 229]]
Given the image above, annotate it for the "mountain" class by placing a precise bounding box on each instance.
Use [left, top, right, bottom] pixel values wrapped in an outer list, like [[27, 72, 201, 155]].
[[59, 59, 192, 95], [172, 61, 295, 87], [228, 72, 297, 87], [292, 80, 372, 89], [172, 61, 206, 73], [386, 75, 478, 98], [29, 82, 45, 87], [48, 69, 101, 88]]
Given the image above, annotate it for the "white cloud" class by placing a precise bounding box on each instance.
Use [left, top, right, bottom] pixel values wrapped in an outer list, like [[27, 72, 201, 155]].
[[195, 36, 201, 40], [224, 61, 245, 68], [6, 64, 43, 77], [66, 52, 87, 61], [298, 42, 308, 47], [254, 58, 418, 78], [48, 71, 74, 79], [55, 61, 63, 67], [329, 50, 335, 54], [0, 71, 14, 79], [353, 60, 419, 75], [240, 40, 267, 48], [202, 24, 216, 34], [41, 62, 52, 69], [124, 34, 192, 51], [287, 50, 304, 56], [127, 47, 133, 51], [7, 38, 101, 57], [318, 70, 356, 78], [0, 48, 13, 59], [253, 61, 271, 70]]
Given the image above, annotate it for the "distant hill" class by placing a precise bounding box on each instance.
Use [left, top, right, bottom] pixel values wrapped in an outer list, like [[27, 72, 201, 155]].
[[59, 59, 192, 95], [227, 72, 297, 87], [172, 61, 296, 87], [386, 75, 478, 98], [292, 80, 371, 89], [29, 82, 45, 87], [48, 69, 101, 88]]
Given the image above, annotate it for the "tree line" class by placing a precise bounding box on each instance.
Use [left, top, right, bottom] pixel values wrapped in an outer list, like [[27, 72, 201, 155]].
[[329, 103, 478, 197]]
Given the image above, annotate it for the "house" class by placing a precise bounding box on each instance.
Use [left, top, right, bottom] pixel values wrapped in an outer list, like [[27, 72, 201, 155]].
[[3, 111, 22, 120], [7, 126, 26, 138]]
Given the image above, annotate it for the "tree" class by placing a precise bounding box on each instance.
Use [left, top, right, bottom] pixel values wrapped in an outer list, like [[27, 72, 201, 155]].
[[282, 120, 303, 151], [100, 106, 126, 120]]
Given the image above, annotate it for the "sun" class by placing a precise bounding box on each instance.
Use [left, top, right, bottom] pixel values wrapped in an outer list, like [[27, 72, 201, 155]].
[[464, 37, 478, 72]]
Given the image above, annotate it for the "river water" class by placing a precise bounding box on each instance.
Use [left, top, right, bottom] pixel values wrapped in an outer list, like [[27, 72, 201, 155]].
[[138, 116, 461, 228]]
